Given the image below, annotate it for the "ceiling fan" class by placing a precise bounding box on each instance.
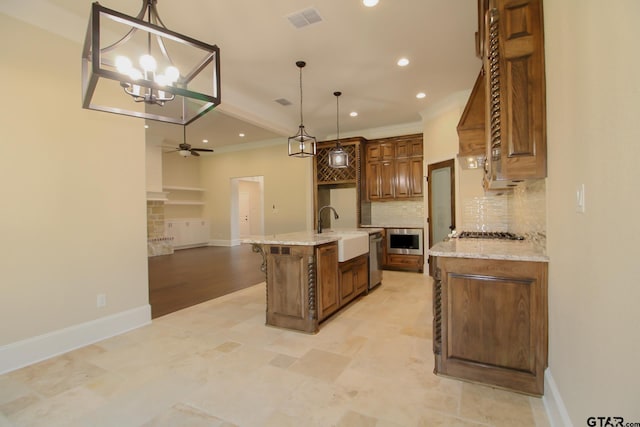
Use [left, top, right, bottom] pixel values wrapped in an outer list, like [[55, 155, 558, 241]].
[[168, 126, 214, 157]]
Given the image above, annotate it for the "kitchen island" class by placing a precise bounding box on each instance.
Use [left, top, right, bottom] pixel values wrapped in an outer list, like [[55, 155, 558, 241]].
[[428, 238, 549, 395], [245, 229, 381, 333]]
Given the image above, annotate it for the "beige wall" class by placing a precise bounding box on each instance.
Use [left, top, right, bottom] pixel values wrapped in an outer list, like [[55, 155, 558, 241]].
[[200, 144, 313, 241], [422, 98, 485, 243], [0, 15, 149, 346], [545, 0, 640, 422]]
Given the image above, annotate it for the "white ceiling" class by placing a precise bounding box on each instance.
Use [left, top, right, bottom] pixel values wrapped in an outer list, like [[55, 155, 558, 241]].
[[3, 0, 481, 151]]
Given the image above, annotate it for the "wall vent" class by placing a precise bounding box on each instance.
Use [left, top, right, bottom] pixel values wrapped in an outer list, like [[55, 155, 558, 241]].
[[275, 98, 293, 106], [286, 8, 323, 29]]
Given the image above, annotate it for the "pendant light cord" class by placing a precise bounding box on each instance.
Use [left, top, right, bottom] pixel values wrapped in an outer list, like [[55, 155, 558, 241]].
[[299, 66, 304, 126], [336, 94, 340, 146]]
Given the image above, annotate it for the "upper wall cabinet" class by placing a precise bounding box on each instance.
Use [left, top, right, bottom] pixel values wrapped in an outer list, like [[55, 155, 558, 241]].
[[365, 134, 423, 201], [477, 0, 547, 189]]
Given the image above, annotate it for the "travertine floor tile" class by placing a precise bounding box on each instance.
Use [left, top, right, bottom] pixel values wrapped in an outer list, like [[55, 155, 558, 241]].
[[0, 270, 550, 427]]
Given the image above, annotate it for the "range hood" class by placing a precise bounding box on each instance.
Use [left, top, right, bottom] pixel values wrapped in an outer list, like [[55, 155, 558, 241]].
[[457, 68, 486, 170]]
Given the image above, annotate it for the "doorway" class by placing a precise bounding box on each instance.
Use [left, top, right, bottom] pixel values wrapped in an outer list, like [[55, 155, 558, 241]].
[[230, 176, 264, 245], [427, 159, 455, 276]]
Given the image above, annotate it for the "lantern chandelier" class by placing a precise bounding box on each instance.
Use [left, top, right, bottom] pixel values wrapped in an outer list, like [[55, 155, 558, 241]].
[[328, 91, 349, 168], [288, 61, 317, 158], [81, 0, 221, 125]]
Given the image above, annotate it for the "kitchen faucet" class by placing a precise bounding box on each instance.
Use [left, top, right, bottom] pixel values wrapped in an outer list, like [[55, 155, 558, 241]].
[[317, 205, 339, 233]]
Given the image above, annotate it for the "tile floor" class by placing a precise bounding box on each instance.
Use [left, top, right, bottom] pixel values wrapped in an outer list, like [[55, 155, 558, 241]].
[[0, 271, 550, 427]]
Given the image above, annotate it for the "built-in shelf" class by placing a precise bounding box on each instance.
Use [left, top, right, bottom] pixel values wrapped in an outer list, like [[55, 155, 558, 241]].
[[165, 200, 205, 206], [163, 186, 206, 192]]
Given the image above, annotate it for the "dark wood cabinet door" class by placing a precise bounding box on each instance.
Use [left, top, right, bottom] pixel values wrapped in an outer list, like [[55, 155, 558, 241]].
[[435, 257, 548, 395], [317, 244, 339, 321], [339, 264, 355, 305], [409, 158, 424, 196], [354, 257, 368, 295], [366, 162, 382, 200], [380, 161, 395, 199], [499, 0, 546, 180], [366, 142, 395, 162], [395, 159, 410, 198]]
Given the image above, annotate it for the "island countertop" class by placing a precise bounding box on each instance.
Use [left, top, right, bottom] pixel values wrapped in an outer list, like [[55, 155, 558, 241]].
[[428, 238, 549, 262], [243, 228, 383, 246]]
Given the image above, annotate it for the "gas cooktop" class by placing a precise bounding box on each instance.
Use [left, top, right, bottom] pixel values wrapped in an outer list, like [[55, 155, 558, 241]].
[[457, 231, 525, 240]]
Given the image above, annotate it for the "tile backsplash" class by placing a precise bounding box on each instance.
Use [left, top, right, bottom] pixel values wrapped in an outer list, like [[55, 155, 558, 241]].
[[371, 201, 424, 226], [461, 179, 546, 241]]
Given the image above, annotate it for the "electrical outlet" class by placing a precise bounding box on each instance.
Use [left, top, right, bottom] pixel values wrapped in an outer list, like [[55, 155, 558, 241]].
[[97, 293, 107, 308]]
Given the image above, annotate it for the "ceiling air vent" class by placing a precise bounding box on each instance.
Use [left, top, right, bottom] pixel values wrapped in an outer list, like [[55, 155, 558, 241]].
[[286, 8, 323, 29], [275, 98, 292, 106]]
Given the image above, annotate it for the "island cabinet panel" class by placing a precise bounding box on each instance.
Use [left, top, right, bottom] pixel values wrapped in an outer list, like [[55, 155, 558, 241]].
[[434, 256, 547, 395], [338, 254, 368, 306], [317, 243, 339, 321], [265, 244, 317, 333]]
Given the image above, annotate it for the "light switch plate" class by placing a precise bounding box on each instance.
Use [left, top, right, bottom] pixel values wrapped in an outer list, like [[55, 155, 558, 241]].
[[576, 184, 586, 213]]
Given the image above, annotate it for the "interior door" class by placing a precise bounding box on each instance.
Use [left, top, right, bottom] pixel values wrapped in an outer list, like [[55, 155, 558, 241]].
[[427, 159, 456, 276], [239, 191, 251, 237]]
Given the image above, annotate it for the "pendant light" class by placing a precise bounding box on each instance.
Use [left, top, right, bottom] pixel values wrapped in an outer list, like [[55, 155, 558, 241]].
[[288, 61, 317, 157], [328, 91, 349, 168]]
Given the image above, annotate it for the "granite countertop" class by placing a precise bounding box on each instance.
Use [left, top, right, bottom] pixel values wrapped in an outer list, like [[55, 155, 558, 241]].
[[360, 224, 424, 229], [243, 228, 382, 246], [428, 238, 549, 262]]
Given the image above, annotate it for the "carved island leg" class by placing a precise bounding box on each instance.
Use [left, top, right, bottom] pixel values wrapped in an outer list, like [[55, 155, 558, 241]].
[[433, 264, 442, 373], [251, 243, 268, 315], [307, 255, 317, 328]]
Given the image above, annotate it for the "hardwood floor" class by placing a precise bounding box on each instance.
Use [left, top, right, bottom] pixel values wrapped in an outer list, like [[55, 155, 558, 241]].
[[148, 244, 265, 318]]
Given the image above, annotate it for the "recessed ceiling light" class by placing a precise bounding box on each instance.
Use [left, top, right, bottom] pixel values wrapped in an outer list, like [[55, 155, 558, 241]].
[[350, 112, 358, 117], [397, 58, 410, 67], [416, 92, 426, 99], [363, 0, 379, 7], [239, 133, 245, 137], [202, 139, 208, 143]]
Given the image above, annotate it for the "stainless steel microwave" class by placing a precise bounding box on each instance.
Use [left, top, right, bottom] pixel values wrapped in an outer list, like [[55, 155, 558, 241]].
[[386, 228, 423, 255]]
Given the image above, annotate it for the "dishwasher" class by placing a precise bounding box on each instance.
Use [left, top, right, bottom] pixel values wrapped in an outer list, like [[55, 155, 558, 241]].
[[368, 231, 383, 290]]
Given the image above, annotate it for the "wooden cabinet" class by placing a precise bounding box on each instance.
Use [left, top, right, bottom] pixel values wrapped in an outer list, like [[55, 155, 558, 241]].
[[481, 0, 547, 188], [433, 256, 548, 395], [317, 243, 339, 321], [263, 242, 369, 332], [313, 137, 368, 229], [338, 254, 368, 306], [366, 142, 395, 162], [366, 160, 395, 200], [457, 69, 486, 163], [365, 134, 423, 201], [385, 253, 423, 273], [265, 244, 317, 333], [395, 158, 424, 198]]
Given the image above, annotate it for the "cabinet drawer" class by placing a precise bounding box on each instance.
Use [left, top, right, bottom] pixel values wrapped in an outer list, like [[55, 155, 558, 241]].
[[385, 254, 423, 272]]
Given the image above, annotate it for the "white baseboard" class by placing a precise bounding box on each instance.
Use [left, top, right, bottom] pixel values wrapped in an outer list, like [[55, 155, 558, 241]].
[[0, 305, 151, 375], [208, 239, 240, 247], [543, 368, 574, 427]]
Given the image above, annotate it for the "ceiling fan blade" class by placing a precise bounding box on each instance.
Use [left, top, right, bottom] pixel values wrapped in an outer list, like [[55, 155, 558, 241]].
[[191, 148, 214, 152], [190, 150, 201, 157]]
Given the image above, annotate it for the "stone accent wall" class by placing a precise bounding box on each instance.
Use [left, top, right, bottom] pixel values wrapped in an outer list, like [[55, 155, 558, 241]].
[[146, 201, 173, 257]]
